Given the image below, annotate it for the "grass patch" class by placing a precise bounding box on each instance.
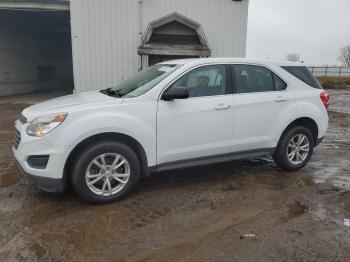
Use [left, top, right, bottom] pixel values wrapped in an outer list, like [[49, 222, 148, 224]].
[[317, 77, 350, 90]]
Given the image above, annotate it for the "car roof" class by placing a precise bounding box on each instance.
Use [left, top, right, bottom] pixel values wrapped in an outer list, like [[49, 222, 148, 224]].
[[159, 58, 305, 67]]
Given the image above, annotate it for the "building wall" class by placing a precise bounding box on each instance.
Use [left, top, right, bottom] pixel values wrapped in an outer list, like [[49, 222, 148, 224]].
[[70, 0, 249, 92], [0, 15, 45, 96], [0, 13, 73, 96]]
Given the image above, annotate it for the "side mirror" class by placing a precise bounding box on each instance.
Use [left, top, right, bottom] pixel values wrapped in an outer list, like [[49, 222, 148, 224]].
[[162, 87, 189, 101]]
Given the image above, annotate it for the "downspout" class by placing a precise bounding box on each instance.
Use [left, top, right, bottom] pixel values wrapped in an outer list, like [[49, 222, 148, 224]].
[[138, 0, 143, 70]]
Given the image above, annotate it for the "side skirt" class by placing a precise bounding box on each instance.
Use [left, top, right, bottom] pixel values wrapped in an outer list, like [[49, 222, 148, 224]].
[[150, 148, 276, 173]]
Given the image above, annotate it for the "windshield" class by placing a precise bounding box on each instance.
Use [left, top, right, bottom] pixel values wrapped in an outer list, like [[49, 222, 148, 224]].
[[106, 64, 181, 98]]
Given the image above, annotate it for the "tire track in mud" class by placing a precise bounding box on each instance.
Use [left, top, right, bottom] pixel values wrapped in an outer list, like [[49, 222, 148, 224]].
[[0, 204, 130, 261], [127, 202, 265, 262]]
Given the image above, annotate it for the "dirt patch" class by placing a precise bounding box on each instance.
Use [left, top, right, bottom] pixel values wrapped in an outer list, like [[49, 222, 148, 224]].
[[280, 200, 306, 223], [128, 202, 265, 262], [0, 165, 21, 188]]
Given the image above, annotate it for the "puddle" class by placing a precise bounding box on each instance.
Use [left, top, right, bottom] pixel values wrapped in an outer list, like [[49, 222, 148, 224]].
[[0, 165, 22, 188], [312, 163, 350, 190], [280, 201, 306, 222]]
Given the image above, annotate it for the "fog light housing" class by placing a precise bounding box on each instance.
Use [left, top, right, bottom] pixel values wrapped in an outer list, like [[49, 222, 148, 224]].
[[27, 155, 50, 169]]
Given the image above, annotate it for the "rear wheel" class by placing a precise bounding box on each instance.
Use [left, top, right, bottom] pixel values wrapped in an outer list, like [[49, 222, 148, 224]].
[[273, 126, 314, 171], [71, 141, 140, 203]]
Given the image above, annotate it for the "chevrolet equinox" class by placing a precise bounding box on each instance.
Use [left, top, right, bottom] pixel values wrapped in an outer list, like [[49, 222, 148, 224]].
[[13, 58, 329, 203]]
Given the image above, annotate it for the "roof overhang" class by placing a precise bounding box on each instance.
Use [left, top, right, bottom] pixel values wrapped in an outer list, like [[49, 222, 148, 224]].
[[138, 44, 211, 57], [138, 12, 211, 57], [0, 0, 69, 11]]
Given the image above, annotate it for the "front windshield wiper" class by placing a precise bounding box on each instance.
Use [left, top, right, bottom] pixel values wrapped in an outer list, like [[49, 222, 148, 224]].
[[100, 88, 122, 98]]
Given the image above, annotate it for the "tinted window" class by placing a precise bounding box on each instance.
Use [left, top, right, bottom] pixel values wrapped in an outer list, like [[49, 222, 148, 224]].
[[172, 65, 227, 98], [234, 65, 274, 93], [273, 74, 287, 91], [282, 66, 322, 89]]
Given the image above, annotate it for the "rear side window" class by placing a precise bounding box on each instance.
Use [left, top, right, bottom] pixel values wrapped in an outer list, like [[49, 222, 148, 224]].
[[282, 66, 322, 89], [234, 65, 274, 93], [233, 65, 287, 93]]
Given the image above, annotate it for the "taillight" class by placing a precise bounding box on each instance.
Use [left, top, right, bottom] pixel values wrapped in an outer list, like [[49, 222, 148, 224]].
[[320, 91, 330, 109]]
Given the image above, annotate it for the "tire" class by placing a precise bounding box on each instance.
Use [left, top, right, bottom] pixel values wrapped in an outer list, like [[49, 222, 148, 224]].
[[273, 126, 314, 171], [71, 140, 141, 204]]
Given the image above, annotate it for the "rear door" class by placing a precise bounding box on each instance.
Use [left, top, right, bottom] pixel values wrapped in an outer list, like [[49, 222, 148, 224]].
[[231, 64, 295, 151]]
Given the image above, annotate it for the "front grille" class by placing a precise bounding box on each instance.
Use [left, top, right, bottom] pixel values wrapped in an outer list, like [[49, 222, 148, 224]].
[[13, 128, 21, 150], [19, 114, 27, 124]]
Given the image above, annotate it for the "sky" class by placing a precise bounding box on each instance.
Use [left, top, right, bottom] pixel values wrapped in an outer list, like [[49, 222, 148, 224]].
[[246, 0, 350, 66]]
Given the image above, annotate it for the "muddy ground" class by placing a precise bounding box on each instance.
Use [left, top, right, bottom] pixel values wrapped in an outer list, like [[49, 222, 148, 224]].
[[0, 90, 350, 262]]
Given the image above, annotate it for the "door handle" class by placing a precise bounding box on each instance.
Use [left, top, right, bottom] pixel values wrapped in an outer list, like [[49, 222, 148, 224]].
[[274, 96, 287, 102], [215, 103, 231, 110]]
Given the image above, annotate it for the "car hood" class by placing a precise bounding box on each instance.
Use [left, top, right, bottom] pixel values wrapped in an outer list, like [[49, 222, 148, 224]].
[[22, 91, 120, 121]]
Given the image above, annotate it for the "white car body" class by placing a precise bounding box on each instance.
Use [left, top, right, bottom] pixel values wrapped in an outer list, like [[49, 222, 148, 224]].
[[13, 58, 329, 193]]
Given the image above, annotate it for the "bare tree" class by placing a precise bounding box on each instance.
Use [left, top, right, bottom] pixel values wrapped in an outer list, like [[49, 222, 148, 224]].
[[286, 53, 301, 62], [338, 45, 350, 66]]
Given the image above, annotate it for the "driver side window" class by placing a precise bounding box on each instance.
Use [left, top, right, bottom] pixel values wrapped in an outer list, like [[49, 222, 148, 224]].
[[172, 65, 227, 98]]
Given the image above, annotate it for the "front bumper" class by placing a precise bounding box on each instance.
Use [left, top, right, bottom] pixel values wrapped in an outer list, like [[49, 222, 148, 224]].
[[12, 120, 69, 193], [17, 162, 65, 193]]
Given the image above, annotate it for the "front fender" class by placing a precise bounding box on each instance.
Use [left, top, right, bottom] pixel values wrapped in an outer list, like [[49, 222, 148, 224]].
[[45, 105, 157, 169]]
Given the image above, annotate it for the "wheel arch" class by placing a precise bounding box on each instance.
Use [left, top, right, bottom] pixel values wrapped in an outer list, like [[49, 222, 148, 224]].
[[279, 117, 319, 146], [63, 132, 149, 186]]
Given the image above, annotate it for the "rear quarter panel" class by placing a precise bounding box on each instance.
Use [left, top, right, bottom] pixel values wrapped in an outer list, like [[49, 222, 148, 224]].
[[293, 86, 329, 139]]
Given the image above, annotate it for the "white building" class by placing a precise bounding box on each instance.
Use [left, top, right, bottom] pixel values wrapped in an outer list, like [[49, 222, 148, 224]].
[[0, 0, 249, 96]]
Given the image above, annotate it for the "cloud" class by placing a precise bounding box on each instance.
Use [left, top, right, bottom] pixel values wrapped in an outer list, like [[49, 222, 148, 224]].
[[246, 0, 350, 65]]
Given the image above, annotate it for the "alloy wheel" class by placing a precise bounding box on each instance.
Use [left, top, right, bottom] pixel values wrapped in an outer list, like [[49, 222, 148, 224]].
[[85, 153, 130, 196], [287, 134, 310, 165]]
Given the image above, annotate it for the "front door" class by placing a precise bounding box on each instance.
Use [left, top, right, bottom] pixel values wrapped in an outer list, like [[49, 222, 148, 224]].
[[157, 64, 234, 164]]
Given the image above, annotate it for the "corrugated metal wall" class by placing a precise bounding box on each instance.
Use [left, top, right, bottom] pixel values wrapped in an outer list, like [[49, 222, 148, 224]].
[[70, 0, 249, 92]]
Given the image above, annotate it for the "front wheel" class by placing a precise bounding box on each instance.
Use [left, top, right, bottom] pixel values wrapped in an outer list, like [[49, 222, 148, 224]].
[[71, 141, 141, 203], [273, 126, 314, 171]]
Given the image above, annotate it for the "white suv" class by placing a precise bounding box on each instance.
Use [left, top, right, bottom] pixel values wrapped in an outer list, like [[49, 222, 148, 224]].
[[13, 58, 329, 203]]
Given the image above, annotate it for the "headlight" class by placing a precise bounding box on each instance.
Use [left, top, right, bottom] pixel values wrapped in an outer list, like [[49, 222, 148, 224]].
[[26, 113, 68, 137]]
